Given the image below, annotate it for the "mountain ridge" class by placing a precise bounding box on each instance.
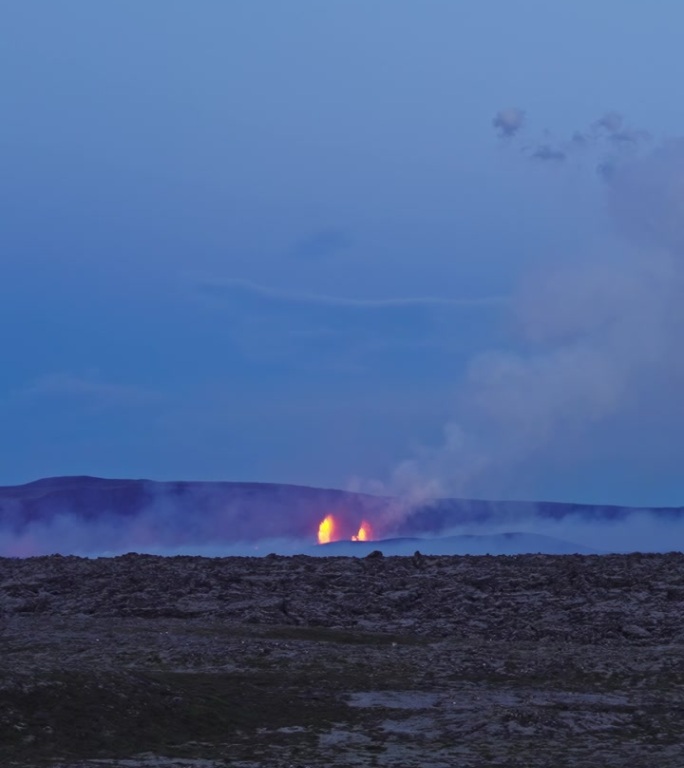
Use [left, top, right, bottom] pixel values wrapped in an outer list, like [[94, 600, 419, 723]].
[[1, 476, 682, 557]]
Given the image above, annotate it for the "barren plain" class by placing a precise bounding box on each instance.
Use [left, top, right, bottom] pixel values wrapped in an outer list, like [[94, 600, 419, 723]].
[[2, 551, 684, 767]]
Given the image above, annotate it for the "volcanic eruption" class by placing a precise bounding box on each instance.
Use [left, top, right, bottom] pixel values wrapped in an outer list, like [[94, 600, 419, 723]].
[[317, 514, 374, 545], [352, 521, 373, 541]]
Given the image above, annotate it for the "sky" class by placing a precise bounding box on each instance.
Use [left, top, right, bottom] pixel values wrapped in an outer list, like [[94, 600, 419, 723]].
[[2, 1, 684, 506]]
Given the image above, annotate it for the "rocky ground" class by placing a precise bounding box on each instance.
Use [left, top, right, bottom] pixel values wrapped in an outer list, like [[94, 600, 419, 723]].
[[1, 551, 684, 767]]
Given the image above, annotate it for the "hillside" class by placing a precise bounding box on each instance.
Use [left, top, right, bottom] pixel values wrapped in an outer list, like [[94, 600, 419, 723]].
[[1, 476, 681, 557]]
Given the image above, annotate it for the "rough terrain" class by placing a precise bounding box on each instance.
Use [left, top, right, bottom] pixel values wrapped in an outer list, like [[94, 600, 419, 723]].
[[2, 552, 684, 766]]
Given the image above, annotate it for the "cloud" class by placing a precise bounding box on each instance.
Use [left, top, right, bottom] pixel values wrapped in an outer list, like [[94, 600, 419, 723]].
[[196, 278, 506, 310], [501, 109, 649, 166], [492, 107, 525, 138], [24, 372, 160, 409], [593, 111, 649, 146], [195, 277, 505, 310]]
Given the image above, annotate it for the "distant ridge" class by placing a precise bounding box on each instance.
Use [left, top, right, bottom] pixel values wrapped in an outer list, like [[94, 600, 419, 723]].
[[0, 476, 682, 557]]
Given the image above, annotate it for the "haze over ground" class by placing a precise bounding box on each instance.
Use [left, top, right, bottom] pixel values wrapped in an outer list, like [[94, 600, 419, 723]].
[[2, 2, 684, 508]]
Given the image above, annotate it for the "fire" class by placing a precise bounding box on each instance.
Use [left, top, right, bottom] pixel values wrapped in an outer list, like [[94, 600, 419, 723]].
[[317, 514, 374, 544], [317, 514, 337, 545], [352, 521, 373, 542]]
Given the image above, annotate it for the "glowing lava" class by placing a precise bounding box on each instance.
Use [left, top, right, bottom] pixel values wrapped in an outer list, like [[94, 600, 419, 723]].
[[317, 514, 374, 544], [352, 521, 373, 542], [317, 514, 337, 545]]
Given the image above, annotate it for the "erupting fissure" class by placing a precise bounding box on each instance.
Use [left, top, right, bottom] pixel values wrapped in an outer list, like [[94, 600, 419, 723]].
[[352, 521, 373, 541], [317, 514, 337, 545], [316, 515, 374, 545]]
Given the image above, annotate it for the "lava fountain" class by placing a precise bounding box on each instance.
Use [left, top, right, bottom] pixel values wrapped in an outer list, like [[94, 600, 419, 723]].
[[352, 521, 373, 541], [317, 515, 374, 545], [317, 514, 337, 545]]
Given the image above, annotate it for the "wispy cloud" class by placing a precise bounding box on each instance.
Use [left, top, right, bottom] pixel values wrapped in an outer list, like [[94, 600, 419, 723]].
[[195, 277, 505, 310], [496, 108, 650, 166], [186, 276, 508, 371]]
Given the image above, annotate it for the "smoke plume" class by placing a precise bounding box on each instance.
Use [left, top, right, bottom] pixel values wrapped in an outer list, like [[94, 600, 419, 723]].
[[386, 112, 684, 503]]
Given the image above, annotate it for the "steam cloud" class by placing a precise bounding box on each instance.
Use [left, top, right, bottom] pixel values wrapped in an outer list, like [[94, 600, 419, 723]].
[[384, 112, 684, 504]]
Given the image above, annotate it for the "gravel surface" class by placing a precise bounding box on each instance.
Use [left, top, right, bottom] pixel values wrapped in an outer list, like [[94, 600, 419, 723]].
[[2, 552, 684, 767]]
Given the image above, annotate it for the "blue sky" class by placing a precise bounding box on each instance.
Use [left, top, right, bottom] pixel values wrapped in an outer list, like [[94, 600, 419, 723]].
[[2, 1, 684, 505]]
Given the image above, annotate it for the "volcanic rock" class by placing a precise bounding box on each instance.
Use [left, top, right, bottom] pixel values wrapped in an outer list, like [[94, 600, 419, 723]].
[[2, 552, 684, 767]]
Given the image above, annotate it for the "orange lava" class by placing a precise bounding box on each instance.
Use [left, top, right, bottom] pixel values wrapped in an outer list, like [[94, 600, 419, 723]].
[[352, 521, 374, 542], [317, 514, 337, 545], [317, 515, 375, 545]]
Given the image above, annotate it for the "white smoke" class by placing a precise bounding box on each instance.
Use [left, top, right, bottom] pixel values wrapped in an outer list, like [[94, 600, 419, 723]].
[[385, 116, 684, 503]]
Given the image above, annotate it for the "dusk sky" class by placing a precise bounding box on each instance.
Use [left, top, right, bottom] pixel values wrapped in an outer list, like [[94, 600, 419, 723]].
[[3, 1, 684, 506]]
